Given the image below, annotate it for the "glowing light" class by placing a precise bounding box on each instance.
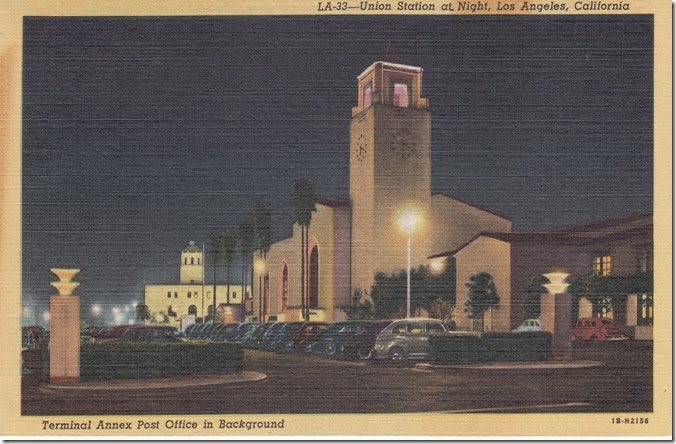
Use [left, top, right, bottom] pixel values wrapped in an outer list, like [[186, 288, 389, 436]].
[[543, 271, 570, 294], [398, 209, 420, 236], [42, 311, 50, 322], [112, 307, 120, 315], [429, 257, 446, 275], [91, 304, 101, 316], [131, 301, 138, 307], [255, 259, 267, 274], [23, 306, 32, 318]]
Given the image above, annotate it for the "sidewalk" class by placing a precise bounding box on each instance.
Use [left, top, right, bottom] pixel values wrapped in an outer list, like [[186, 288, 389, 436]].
[[39, 371, 267, 394], [415, 360, 602, 370]]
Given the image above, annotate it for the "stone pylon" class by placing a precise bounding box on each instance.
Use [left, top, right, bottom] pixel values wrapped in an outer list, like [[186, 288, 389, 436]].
[[49, 268, 81, 383]]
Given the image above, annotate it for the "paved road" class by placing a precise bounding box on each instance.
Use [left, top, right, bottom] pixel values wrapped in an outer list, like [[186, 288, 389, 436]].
[[22, 341, 651, 415]]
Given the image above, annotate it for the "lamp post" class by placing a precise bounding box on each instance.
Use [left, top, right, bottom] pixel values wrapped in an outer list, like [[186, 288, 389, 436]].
[[255, 258, 267, 322], [542, 271, 572, 360], [398, 209, 419, 319]]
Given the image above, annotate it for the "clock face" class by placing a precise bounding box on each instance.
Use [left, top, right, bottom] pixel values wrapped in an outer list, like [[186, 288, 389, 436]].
[[356, 134, 368, 162], [390, 123, 415, 159]]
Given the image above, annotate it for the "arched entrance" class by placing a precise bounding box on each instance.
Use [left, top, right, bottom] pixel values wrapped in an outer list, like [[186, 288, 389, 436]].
[[188, 305, 197, 316], [309, 244, 319, 309]]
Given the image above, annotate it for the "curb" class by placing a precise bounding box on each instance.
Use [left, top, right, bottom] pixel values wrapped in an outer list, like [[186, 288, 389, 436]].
[[415, 360, 602, 370], [39, 371, 267, 394]]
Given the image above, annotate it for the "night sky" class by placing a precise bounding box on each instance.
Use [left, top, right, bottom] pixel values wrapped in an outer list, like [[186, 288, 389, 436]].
[[22, 16, 653, 324]]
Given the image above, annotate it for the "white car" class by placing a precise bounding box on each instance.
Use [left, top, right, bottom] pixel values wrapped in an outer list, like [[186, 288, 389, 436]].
[[512, 319, 541, 333]]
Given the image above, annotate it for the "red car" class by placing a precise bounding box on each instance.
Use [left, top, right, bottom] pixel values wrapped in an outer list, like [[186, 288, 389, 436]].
[[572, 317, 627, 341], [291, 322, 328, 351]]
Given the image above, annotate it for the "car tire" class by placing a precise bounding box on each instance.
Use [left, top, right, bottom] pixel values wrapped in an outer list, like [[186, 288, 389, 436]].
[[357, 347, 373, 360], [325, 342, 337, 356], [389, 347, 407, 363]]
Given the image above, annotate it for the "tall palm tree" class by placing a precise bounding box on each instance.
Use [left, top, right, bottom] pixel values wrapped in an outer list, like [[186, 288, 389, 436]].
[[221, 229, 237, 306], [208, 231, 223, 323], [291, 178, 317, 321], [237, 217, 255, 321], [253, 202, 272, 321]]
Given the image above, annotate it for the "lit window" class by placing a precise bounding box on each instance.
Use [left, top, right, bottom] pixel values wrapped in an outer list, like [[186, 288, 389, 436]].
[[363, 82, 372, 108], [393, 83, 409, 107], [593, 254, 611, 276], [638, 294, 653, 325]]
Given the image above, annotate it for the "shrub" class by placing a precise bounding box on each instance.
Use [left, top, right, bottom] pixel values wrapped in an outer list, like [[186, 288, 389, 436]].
[[429, 332, 552, 365], [80, 341, 243, 380]]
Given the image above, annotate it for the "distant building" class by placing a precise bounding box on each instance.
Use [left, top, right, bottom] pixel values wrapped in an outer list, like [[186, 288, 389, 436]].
[[144, 241, 251, 326]]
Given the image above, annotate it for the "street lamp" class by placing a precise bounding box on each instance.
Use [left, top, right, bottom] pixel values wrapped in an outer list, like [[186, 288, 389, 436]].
[[398, 208, 420, 318]]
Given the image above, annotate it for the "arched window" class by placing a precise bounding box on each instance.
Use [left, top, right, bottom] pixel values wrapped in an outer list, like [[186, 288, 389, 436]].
[[363, 82, 372, 108], [197, 257, 201, 265], [184, 258, 188, 265], [191, 257, 195, 265], [174, 292, 178, 298], [167, 291, 171, 298], [187, 292, 192, 298], [188, 305, 197, 316], [309, 245, 319, 309]]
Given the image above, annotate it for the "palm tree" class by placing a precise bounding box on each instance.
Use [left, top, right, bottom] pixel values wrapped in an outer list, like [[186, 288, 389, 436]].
[[208, 231, 223, 323], [237, 217, 255, 321], [221, 229, 237, 306], [291, 178, 317, 321], [135, 304, 152, 324], [253, 202, 272, 321]]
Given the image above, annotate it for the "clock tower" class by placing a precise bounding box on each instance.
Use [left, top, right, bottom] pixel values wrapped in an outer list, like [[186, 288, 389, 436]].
[[349, 59, 432, 294]]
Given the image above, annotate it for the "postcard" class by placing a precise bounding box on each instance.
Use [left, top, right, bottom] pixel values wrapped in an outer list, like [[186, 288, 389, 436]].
[[0, 0, 671, 439]]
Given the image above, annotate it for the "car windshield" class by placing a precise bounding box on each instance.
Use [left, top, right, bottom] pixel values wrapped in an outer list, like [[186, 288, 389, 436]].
[[365, 321, 391, 333], [601, 320, 613, 325]]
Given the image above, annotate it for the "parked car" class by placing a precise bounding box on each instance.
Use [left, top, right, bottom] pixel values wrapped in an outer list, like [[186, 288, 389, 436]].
[[90, 325, 141, 342], [307, 320, 372, 356], [272, 322, 307, 351], [341, 320, 394, 360], [121, 326, 185, 342], [373, 318, 448, 361], [22, 326, 48, 350], [260, 322, 287, 350], [291, 322, 328, 351], [572, 317, 627, 341], [241, 322, 275, 348], [232, 322, 261, 343], [513, 319, 541, 333], [213, 323, 240, 341]]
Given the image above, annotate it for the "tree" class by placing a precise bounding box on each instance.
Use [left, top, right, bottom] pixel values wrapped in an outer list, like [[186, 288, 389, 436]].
[[521, 275, 549, 319], [135, 304, 152, 323], [237, 217, 255, 321], [291, 178, 316, 321], [344, 289, 376, 320], [208, 231, 223, 323], [465, 272, 499, 332], [253, 202, 272, 320], [369, 266, 454, 319], [220, 229, 237, 305]]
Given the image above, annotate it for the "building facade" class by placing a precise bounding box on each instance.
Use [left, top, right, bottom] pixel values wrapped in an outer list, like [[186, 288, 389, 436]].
[[145, 241, 251, 327], [431, 214, 653, 337]]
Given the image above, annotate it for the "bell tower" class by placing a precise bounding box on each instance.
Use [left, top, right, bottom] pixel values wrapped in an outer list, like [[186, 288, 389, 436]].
[[349, 55, 432, 294], [180, 241, 203, 284]]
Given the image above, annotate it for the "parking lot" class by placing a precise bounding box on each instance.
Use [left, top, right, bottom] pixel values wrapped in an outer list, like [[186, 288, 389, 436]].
[[22, 340, 651, 415]]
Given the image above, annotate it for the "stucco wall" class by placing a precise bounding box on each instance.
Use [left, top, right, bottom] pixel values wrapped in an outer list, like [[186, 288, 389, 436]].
[[430, 193, 512, 254], [454, 236, 511, 332], [145, 284, 249, 326]]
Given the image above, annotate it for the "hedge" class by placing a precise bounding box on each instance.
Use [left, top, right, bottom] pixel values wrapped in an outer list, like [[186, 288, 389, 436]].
[[80, 341, 243, 380], [429, 332, 552, 365]]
